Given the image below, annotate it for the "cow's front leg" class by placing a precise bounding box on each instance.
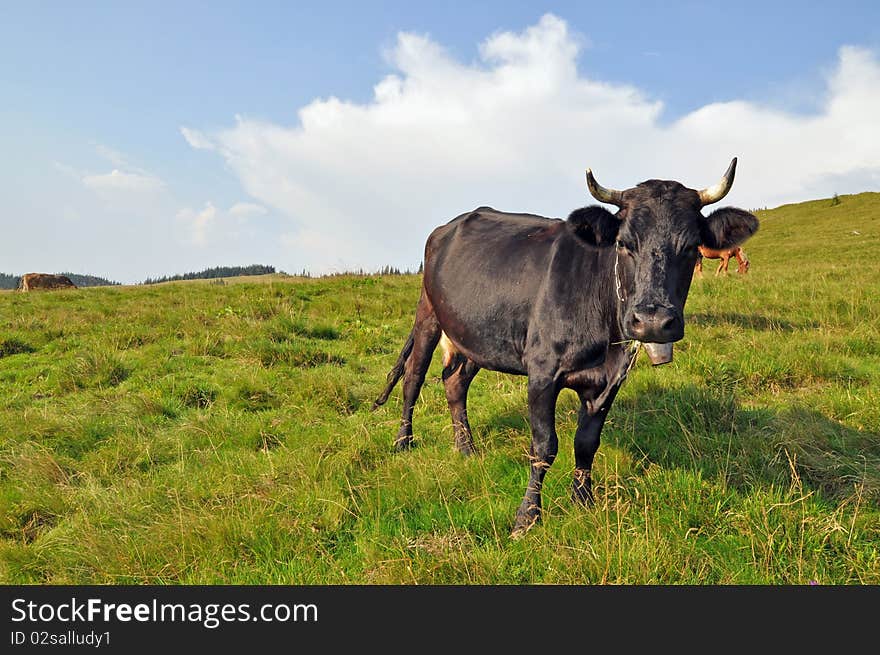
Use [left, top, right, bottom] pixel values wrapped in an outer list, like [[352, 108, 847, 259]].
[[572, 384, 621, 505], [512, 377, 560, 537], [572, 406, 601, 506]]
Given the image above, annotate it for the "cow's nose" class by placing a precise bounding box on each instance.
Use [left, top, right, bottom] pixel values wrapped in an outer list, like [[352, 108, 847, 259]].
[[626, 305, 683, 342]]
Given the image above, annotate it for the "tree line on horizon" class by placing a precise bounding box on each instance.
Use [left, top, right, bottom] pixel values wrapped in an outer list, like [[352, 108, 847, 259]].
[[142, 264, 277, 285]]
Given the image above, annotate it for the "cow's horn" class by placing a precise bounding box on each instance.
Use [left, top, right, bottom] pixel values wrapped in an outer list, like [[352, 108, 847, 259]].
[[698, 157, 737, 206], [586, 169, 624, 207]]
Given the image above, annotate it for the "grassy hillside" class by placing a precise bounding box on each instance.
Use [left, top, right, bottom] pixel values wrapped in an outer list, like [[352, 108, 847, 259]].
[[1, 193, 878, 584]]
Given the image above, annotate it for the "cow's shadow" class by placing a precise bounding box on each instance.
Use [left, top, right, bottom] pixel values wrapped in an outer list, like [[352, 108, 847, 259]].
[[481, 382, 878, 506]]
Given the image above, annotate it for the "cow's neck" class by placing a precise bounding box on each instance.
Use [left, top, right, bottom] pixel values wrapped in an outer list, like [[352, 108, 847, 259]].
[[597, 245, 629, 346], [600, 246, 636, 398]]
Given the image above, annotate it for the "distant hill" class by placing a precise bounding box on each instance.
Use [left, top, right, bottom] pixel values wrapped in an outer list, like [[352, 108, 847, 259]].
[[142, 264, 276, 285], [748, 191, 879, 265], [0, 272, 120, 289]]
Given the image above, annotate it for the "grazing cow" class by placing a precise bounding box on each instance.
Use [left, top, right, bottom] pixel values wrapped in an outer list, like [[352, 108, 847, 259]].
[[695, 245, 750, 276], [18, 273, 77, 291], [374, 158, 758, 536]]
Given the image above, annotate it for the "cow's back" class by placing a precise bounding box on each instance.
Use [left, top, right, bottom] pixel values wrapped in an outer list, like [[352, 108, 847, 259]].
[[698, 245, 738, 259], [19, 273, 77, 291], [423, 208, 566, 372]]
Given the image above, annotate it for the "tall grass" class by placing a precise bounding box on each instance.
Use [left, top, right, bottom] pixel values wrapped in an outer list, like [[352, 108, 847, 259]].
[[1, 193, 878, 584]]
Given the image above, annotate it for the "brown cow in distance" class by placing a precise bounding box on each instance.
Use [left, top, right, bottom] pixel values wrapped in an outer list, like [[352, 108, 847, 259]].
[[18, 273, 78, 291], [695, 245, 749, 276]]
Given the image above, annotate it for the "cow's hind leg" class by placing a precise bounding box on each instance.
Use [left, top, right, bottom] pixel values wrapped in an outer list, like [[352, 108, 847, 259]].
[[395, 292, 441, 451], [442, 350, 480, 455], [512, 376, 560, 537], [736, 248, 750, 274]]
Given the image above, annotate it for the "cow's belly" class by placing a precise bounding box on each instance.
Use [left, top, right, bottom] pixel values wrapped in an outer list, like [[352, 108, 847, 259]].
[[431, 301, 528, 375]]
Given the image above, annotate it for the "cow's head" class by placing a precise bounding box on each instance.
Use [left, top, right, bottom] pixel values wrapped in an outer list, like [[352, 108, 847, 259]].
[[571, 158, 758, 348]]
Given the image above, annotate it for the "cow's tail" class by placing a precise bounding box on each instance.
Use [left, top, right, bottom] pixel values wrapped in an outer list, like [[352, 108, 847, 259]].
[[372, 329, 415, 410]]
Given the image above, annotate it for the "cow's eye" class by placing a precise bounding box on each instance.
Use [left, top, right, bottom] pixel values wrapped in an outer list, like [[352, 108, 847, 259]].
[[616, 241, 635, 253]]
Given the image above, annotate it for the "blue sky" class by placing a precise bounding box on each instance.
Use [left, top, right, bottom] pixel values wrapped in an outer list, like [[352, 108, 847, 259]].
[[2, 1, 879, 282]]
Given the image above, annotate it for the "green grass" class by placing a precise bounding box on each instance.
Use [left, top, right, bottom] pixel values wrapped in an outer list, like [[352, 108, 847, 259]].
[[1, 192, 879, 584]]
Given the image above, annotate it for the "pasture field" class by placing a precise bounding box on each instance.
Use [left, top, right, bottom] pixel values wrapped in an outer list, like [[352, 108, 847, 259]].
[[1, 193, 879, 584]]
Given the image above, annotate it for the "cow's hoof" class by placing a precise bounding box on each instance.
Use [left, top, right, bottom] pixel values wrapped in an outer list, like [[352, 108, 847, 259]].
[[571, 469, 594, 506], [455, 439, 477, 456], [571, 486, 594, 506], [393, 436, 414, 452], [511, 503, 541, 538]]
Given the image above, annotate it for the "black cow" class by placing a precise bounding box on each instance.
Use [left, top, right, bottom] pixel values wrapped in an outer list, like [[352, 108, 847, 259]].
[[374, 158, 758, 536]]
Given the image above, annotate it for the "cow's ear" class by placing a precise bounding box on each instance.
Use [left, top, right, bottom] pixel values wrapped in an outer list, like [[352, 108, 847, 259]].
[[701, 207, 759, 250], [567, 206, 619, 246]]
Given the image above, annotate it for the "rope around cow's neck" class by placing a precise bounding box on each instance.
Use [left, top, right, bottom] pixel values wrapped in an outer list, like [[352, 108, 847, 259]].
[[614, 249, 626, 303], [613, 248, 641, 369]]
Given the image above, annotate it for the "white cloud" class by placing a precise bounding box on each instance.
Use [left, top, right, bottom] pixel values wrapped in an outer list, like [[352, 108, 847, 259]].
[[177, 201, 267, 245], [185, 13, 880, 273], [228, 201, 268, 217], [94, 144, 130, 167], [67, 145, 166, 195], [82, 169, 165, 193], [177, 202, 217, 246], [180, 127, 215, 151]]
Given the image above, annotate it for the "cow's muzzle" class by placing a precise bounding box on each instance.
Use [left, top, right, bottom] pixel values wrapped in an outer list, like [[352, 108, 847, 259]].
[[624, 304, 684, 343]]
